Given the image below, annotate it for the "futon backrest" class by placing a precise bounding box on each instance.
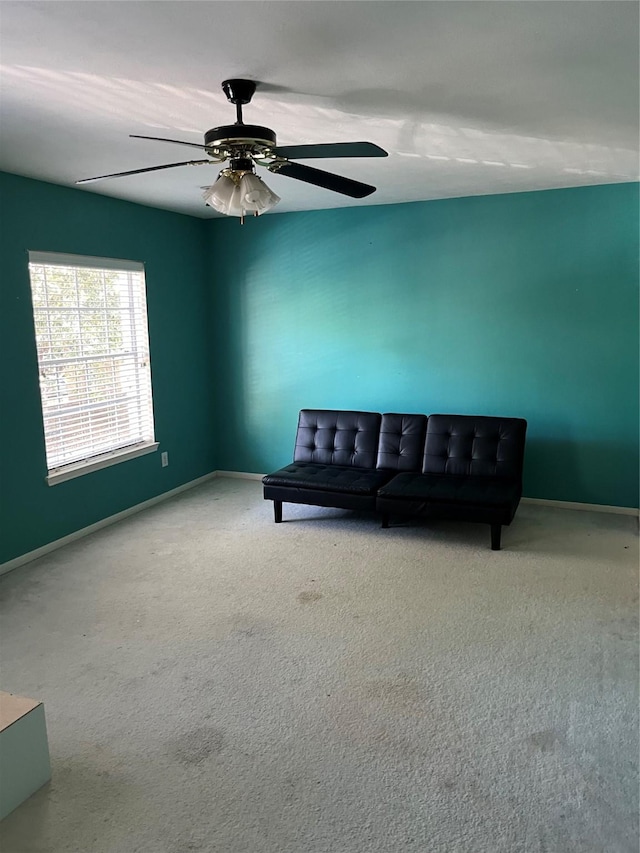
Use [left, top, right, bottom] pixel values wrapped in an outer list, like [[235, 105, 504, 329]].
[[422, 415, 527, 479], [294, 410, 382, 469], [376, 413, 428, 472]]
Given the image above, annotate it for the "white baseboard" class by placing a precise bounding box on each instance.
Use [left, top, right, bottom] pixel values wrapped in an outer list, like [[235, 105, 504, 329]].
[[2, 471, 637, 576], [221, 473, 638, 517], [521, 497, 639, 517], [223, 471, 638, 517], [0, 472, 218, 576], [214, 470, 264, 481], [220, 472, 638, 517]]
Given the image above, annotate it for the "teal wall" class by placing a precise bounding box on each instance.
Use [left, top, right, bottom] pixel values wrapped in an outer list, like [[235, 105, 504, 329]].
[[0, 173, 215, 563], [209, 183, 639, 508], [1, 175, 638, 564]]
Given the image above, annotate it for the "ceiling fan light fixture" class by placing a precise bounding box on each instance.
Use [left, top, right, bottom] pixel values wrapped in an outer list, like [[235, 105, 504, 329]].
[[240, 172, 280, 215], [202, 173, 239, 214], [78, 80, 386, 210], [202, 169, 279, 219]]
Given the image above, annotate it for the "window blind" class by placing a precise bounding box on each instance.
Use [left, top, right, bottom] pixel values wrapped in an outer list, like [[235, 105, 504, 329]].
[[27, 251, 155, 472]]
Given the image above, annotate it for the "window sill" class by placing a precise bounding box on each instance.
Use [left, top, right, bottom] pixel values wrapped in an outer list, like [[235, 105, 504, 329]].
[[46, 441, 159, 486]]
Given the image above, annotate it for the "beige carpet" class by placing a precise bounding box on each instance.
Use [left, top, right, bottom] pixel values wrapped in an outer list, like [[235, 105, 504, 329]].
[[0, 477, 637, 853]]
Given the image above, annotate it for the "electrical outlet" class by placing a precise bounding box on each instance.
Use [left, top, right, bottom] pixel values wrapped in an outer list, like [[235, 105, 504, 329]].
[[161, 451, 169, 467]]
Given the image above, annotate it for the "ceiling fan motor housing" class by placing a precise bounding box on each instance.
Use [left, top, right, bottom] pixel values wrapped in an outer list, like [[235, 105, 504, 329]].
[[204, 124, 277, 155]]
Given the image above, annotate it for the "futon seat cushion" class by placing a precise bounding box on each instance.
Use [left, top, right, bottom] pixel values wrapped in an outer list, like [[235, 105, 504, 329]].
[[263, 462, 392, 495], [378, 472, 521, 509]]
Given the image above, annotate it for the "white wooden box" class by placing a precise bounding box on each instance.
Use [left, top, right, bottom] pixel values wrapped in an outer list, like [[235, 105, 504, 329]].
[[0, 692, 51, 820]]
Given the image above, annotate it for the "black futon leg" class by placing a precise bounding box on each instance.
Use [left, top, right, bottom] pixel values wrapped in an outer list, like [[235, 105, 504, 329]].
[[381, 513, 389, 529], [273, 500, 283, 523], [491, 524, 502, 551]]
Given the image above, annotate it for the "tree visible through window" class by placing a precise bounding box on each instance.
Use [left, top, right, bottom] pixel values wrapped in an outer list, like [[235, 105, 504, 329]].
[[27, 252, 155, 474]]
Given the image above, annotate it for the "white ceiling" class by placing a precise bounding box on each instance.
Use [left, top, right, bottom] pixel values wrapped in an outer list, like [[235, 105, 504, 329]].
[[1, 1, 638, 218]]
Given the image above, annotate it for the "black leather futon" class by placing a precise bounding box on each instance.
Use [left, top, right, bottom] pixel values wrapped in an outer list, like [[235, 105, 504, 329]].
[[263, 409, 527, 550]]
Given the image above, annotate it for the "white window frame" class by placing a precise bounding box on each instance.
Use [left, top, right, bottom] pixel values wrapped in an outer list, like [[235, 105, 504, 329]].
[[27, 251, 158, 485]]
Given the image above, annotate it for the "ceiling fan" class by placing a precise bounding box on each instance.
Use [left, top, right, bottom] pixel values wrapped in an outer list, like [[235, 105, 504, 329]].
[[77, 79, 388, 220]]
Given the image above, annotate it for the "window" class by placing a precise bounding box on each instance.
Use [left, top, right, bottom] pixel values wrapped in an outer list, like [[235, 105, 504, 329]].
[[27, 252, 157, 485]]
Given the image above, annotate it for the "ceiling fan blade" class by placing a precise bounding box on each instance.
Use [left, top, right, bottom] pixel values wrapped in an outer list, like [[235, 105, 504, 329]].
[[130, 134, 210, 151], [272, 142, 388, 160], [269, 161, 376, 198], [76, 160, 212, 184]]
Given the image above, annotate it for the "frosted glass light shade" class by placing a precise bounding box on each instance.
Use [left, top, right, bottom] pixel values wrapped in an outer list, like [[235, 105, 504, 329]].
[[202, 174, 242, 215], [239, 172, 280, 215], [202, 170, 280, 217]]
